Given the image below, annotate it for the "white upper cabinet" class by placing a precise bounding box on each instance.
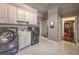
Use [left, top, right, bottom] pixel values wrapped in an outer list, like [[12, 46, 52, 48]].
[[0, 4, 17, 24], [25, 10, 30, 22], [29, 12, 37, 25], [0, 4, 8, 23], [32, 13, 37, 25], [25, 11, 37, 25], [16, 5, 37, 25], [28, 12, 32, 24], [0, 3, 37, 25], [16, 7, 25, 21], [7, 4, 17, 24]]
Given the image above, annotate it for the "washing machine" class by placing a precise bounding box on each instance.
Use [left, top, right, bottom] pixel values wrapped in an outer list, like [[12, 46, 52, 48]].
[[27, 26, 39, 45], [31, 27, 39, 45], [0, 27, 18, 55]]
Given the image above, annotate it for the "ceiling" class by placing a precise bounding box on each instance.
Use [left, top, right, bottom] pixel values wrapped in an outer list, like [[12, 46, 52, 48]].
[[58, 3, 79, 17], [25, 3, 49, 16], [25, 3, 79, 17]]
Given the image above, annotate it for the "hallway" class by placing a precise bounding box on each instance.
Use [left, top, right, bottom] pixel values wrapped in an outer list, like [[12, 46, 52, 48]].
[[17, 37, 79, 55]]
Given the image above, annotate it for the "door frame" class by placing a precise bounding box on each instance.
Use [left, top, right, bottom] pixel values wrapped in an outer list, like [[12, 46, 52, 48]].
[[60, 16, 77, 44], [75, 16, 79, 47]]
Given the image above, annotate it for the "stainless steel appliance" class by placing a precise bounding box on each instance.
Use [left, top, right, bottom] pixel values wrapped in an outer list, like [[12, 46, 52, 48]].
[[27, 26, 39, 45], [0, 27, 18, 55]]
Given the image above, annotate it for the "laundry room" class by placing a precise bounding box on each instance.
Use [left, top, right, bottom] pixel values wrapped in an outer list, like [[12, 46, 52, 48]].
[[0, 0, 79, 59], [0, 3, 39, 55], [0, 3, 79, 55]]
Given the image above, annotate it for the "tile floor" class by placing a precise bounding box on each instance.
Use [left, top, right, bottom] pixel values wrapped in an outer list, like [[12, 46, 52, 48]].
[[17, 37, 79, 55]]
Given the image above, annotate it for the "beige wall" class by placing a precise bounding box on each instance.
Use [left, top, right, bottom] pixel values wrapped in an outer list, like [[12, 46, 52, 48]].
[[48, 6, 59, 41]]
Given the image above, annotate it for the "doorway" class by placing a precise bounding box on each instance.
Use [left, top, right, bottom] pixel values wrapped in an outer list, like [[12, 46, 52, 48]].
[[62, 17, 76, 43], [64, 20, 74, 43], [41, 20, 48, 37]]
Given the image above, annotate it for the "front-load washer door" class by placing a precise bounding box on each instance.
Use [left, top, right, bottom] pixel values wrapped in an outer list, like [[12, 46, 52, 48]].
[[0, 30, 15, 45]]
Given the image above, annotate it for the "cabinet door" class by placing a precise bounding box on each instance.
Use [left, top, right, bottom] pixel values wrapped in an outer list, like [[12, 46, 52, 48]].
[[26, 32, 31, 46], [7, 4, 17, 24], [23, 30, 31, 46], [19, 36, 25, 49], [18, 30, 25, 49], [25, 11, 29, 22], [32, 13, 37, 25], [18, 29, 31, 49], [25, 11, 37, 25], [0, 4, 8, 23], [28, 12, 32, 24], [16, 8, 25, 21]]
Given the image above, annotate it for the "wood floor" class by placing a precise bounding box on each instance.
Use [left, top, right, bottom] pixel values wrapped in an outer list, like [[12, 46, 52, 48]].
[[64, 33, 74, 43]]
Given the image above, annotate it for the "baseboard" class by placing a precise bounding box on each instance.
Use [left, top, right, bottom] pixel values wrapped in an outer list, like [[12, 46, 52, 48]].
[[76, 42, 79, 47], [19, 45, 31, 51]]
